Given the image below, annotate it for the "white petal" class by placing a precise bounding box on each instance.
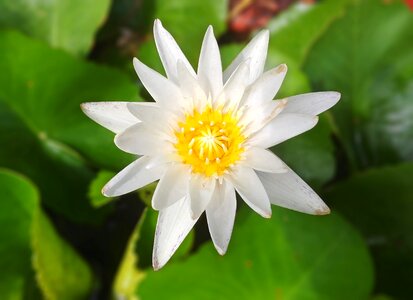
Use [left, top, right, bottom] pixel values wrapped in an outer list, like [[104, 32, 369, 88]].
[[223, 29, 269, 85], [81, 102, 138, 134], [239, 99, 286, 136], [280, 92, 341, 116], [145, 153, 181, 169], [241, 64, 287, 107], [153, 19, 196, 83], [198, 26, 223, 99], [127, 102, 176, 133], [153, 196, 197, 270], [102, 156, 165, 197], [152, 164, 190, 210], [242, 147, 287, 173], [189, 175, 216, 219], [216, 61, 250, 110], [133, 57, 183, 110], [206, 180, 236, 255], [257, 167, 330, 215], [114, 122, 172, 155], [176, 60, 207, 112], [250, 113, 318, 149], [228, 166, 271, 218]]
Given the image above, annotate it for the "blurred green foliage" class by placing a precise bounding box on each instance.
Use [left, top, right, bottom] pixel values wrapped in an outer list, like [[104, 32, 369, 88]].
[[0, 169, 93, 299], [0, 0, 412, 299], [326, 163, 413, 299], [0, 0, 111, 56], [305, 0, 413, 169], [138, 208, 373, 300]]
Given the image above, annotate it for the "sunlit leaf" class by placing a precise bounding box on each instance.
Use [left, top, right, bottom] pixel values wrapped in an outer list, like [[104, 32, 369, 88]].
[[0, 0, 110, 56], [268, 0, 351, 65], [304, 0, 413, 168], [0, 169, 93, 300], [137, 207, 374, 299], [0, 169, 38, 299], [113, 208, 195, 298], [32, 210, 93, 300], [113, 209, 147, 300]]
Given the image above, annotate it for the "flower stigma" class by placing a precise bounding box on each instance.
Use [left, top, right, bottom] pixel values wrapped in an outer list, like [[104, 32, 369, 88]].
[[174, 105, 245, 177]]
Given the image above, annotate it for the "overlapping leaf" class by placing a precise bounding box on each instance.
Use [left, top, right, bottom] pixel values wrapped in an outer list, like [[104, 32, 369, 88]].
[[0, 30, 139, 222], [305, 0, 413, 168], [0, 169, 93, 299], [137, 207, 373, 299], [0, 0, 110, 56], [326, 163, 413, 299]]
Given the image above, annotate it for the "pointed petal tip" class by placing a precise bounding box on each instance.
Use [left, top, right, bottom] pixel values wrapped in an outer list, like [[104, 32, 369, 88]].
[[101, 184, 111, 198], [152, 257, 163, 271], [258, 28, 270, 39], [256, 207, 272, 219], [263, 212, 272, 219], [132, 58, 143, 74], [254, 29, 269, 45], [101, 181, 124, 198], [277, 64, 288, 73], [206, 25, 213, 32], [79, 102, 94, 114], [79, 102, 89, 115], [216, 246, 227, 256], [132, 57, 141, 68], [315, 206, 331, 215], [332, 91, 341, 102], [154, 19, 162, 27], [152, 243, 168, 271]]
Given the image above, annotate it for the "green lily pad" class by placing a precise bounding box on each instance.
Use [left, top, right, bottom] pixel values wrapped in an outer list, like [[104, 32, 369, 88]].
[[0, 169, 38, 299], [0, 29, 139, 222], [0, 0, 110, 56], [89, 170, 117, 208], [325, 163, 413, 299], [0, 169, 93, 299], [137, 207, 374, 299], [268, 0, 351, 65], [113, 208, 195, 298], [304, 0, 413, 168]]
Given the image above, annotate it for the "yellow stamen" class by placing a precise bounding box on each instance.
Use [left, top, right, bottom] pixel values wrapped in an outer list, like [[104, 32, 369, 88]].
[[174, 106, 245, 177]]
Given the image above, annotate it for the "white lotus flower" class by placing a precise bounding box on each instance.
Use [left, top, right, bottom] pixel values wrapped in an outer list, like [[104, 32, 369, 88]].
[[82, 20, 340, 270]]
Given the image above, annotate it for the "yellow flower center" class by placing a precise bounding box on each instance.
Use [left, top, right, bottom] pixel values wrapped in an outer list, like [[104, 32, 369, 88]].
[[174, 106, 245, 177]]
